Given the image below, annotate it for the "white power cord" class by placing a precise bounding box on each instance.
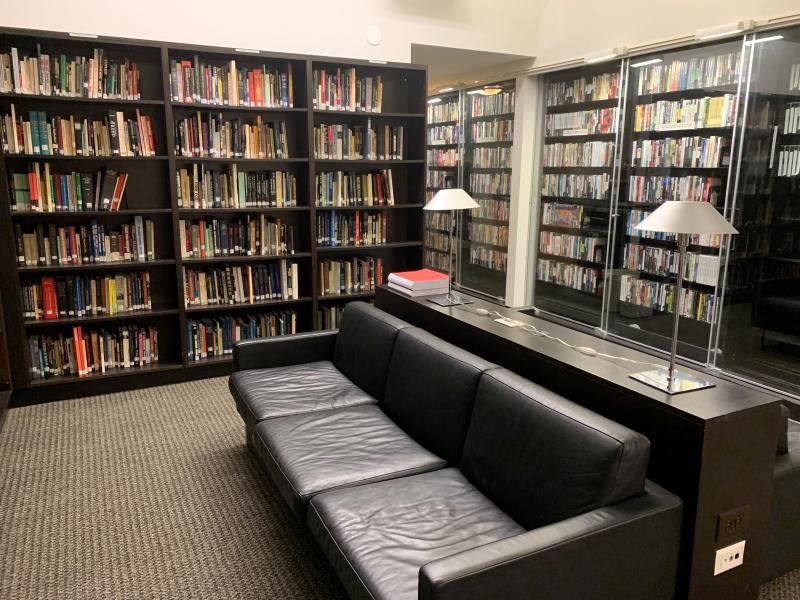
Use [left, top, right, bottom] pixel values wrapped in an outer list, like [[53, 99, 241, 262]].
[[456, 305, 663, 370]]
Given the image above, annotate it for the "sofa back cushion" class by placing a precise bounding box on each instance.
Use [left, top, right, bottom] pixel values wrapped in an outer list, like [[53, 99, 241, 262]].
[[382, 328, 496, 465], [461, 368, 650, 530], [333, 302, 412, 401]]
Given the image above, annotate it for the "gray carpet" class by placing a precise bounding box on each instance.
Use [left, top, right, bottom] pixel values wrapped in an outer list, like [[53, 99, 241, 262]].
[[0, 376, 797, 599]]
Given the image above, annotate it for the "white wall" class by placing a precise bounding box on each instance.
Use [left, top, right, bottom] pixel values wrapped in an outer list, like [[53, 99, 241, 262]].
[[3, 0, 539, 63], [534, 0, 800, 66]]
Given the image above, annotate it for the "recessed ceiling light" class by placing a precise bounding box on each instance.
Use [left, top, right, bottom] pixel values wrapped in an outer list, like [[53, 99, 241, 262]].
[[745, 34, 784, 45], [467, 89, 482, 95], [438, 87, 454, 93], [427, 97, 442, 104], [695, 20, 754, 41], [481, 85, 504, 96]]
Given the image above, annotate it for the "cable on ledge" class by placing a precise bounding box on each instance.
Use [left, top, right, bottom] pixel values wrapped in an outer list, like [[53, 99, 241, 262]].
[[454, 304, 663, 370]]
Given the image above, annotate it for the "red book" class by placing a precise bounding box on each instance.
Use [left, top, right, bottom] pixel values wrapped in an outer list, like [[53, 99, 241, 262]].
[[387, 268, 449, 291], [41, 276, 58, 320], [110, 173, 128, 212], [72, 326, 87, 377]]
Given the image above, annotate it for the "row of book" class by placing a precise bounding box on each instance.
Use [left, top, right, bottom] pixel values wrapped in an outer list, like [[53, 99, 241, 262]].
[[426, 170, 452, 189], [186, 311, 297, 362], [427, 148, 458, 166], [29, 325, 158, 379], [546, 73, 619, 107], [541, 202, 588, 229], [633, 95, 737, 132], [785, 103, 800, 134], [628, 175, 721, 205], [618, 274, 717, 323], [174, 113, 289, 159], [636, 52, 741, 95], [542, 141, 614, 168], [622, 243, 721, 286], [470, 246, 507, 272], [469, 172, 511, 196], [427, 125, 458, 145], [776, 146, 800, 177], [169, 58, 293, 108], [425, 230, 450, 253], [317, 304, 346, 330], [630, 136, 729, 169], [313, 122, 404, 160], [314, 170, 395, 207], [424, 249, 450, 272], [312, 68, 383, 113], [15, 218, 155, 266], [182, 262, 300, 306], [1, 47, 142, 99], [176, 165, 297, 208], [471, 146, 511, 169], [471, 197, 509, 222], [318, 257, 383, 296], [2, 106, 157, 156], [10, 164, 128, 212], [471, 119, 513, 143], [470, 92, 515, 117], [21, 272, 152, 320], [627, 209, 721, 247], [427, 101, 459, 123], [790, 65, 800, 92], [425, 212, 451, 231], [178, 217, 295, 258], [539, 231, 605, 263], [316, 211, 387, 247], [537, 258, 602, 294], [468, 222, 509, 247], [541, 173, 610, 200], [545, 107, 617, 136]]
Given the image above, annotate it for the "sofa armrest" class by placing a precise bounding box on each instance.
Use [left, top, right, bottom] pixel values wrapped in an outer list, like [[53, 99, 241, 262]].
[[233, 330, 338, 371], [419, 481, 682, 600]]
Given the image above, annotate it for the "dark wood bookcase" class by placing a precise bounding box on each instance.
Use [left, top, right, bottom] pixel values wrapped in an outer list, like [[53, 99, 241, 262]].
[[0, 28, 426, 403]]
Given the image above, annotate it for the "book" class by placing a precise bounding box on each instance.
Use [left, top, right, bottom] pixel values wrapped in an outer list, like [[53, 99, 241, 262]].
[[318, 257, 383, 295], [387, 281, 449, 297], [388, 269, 449, 291], [178, 216, 295, 257], [313, 68, 382, 112], [316, 211, 387, 247], [185, 310, 297, 361], [173, 112, 289, 159]]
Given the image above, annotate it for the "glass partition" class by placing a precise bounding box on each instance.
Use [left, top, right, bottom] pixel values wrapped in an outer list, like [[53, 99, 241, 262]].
[[530, 27, 800, 398], [714, 28, 800, 395]]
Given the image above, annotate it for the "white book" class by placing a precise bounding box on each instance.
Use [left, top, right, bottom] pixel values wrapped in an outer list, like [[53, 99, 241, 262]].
[[387, 281, 449, 297]]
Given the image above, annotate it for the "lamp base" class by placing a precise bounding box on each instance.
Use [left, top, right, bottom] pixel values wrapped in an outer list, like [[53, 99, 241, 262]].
[[427, 292, 474, 307], [629, 368, 715, 395]]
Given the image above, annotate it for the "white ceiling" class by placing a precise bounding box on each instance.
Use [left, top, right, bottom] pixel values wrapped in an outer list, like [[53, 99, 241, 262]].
[[411, 43, 535, 91]]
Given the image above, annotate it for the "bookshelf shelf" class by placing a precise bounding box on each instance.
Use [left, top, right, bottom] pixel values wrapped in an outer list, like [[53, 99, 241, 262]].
[[184, 297, 312, 313], [0, 26, 426, 400], [180, 253, 311, 264], [545, 98, 619, 113], [24, 308, 180, 328], [318, 291, 376, 301], [17, 259, 176, 273], [538, 252, 604, 267], [0, 92, 165, 106]]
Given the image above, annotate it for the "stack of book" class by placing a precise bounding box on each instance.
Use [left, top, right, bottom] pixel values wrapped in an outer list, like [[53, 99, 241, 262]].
[[387, 269, 449, 297]]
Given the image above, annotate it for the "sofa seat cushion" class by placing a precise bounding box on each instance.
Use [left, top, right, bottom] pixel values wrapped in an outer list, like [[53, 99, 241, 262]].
[[253, 405, 446, 519], [308, 468, 525, 600], [230, 360, 376, 425]]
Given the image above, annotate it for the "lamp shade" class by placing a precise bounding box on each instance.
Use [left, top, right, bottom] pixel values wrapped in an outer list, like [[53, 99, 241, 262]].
[[635, 201, 738, 235], [423, 188, 479, 211]]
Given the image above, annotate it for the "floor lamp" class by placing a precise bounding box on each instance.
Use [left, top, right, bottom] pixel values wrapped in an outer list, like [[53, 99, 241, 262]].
[[423, 188, 479, 306], [629, 201, 738, 394]]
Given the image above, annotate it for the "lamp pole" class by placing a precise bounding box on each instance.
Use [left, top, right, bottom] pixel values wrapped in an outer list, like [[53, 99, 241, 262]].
[[448, 208, 455, 302], [668, 232, 688, 391]]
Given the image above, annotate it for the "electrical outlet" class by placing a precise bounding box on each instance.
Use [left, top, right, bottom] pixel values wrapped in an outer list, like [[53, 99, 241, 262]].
[[717, 506, 751, 543], [714, 540, 746, 575]]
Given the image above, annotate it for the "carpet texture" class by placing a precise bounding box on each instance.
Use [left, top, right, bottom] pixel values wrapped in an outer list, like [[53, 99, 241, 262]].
[[0, 376, 797, 599]]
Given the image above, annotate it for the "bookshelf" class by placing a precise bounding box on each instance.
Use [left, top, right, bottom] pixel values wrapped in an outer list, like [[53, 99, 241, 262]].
[[0, 28, 425, 401], [535, 65, 621, 326], [462, 81, 515, 300], [424, 90, 461, 273]]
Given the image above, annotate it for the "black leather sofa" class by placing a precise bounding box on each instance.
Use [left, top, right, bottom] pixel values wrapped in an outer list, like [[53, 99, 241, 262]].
[[763, 406, 800, 582], [753, 277, 800, 343], [229, 302, 683, 600]]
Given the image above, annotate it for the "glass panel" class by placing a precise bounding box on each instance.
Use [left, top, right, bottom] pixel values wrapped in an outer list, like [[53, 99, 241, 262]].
[[461, 80, 516, 301], [716, 27, 800, 395], [606, 40, 744, 362], [424, 91, 462, 275], [533, 64, 623, 326]]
